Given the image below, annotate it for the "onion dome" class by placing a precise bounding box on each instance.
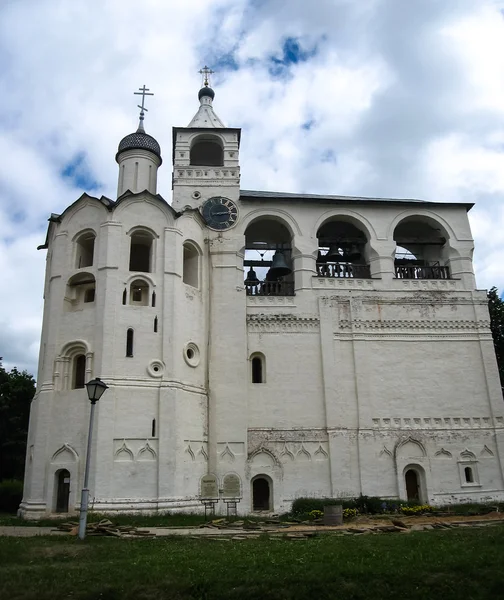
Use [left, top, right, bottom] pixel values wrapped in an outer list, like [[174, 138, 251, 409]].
[[198, 86, 215, 101], [116, 125, 162, 164]]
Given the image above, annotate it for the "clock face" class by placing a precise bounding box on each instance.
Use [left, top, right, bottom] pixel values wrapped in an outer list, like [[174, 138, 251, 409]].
[[201, 196, 238, 230]]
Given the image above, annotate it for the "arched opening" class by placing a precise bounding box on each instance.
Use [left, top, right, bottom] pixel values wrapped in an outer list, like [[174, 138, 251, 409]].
[[65, 273, 96, 310], [129, 231, 154, 273], [55, 469, 71, 513], [393, 217, 450, 279], [405, 469, 420, 501], [464, 466, 474, 483], [252, 476, 272, 511], [316, 219, 370, 278], [73, 354, 86, 389], [190, 137, 223, 166], [251, 354, 265, 383], [75, 231, 95, 269], [129, 279, 149, 306], [244, 219, 294, 296], [183, 242, 200, 288], [126, 328, 134, 357]]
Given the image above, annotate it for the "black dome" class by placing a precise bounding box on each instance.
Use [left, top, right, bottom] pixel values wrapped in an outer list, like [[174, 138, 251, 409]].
[[198, 86, 215, 100], [116, 130, 162, 162]]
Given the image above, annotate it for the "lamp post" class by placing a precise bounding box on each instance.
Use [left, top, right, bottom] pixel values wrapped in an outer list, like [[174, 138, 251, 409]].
[[78, 377, 109, 540]]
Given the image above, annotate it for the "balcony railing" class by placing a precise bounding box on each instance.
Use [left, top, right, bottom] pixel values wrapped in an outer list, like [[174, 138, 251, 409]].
[[395, 264, 450, 280], [316, 262, 371, 279], [245, 281, 295, 296]]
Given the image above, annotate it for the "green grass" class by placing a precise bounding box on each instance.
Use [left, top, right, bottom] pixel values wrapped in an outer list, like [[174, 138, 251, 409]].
[[1, 525, 503, 599]]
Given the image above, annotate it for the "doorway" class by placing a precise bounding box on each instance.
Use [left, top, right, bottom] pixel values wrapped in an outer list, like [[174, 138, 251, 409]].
[[405, 469, 420, 501], [252, 477, 271, 511], [56, 469, 71, 513]]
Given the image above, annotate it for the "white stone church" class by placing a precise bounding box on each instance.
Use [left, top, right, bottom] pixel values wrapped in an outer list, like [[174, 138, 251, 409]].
[[20, 77, 504, 518]]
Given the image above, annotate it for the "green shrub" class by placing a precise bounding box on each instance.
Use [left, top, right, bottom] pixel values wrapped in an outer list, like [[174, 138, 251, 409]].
[[0, 479, 23, 513]]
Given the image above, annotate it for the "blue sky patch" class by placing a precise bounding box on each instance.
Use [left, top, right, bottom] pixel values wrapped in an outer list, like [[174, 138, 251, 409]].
[[320, 149, 337, 163], [302, 119, 316, 131], [61, 153, 100, 192], [268, 37, 319, 78]]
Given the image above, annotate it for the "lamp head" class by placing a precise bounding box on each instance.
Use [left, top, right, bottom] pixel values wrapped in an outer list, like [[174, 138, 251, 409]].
[[85, 378, 109, 404]]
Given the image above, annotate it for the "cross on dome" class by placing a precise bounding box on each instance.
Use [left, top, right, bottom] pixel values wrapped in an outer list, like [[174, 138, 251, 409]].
[[198, 65, 215, 87], [133, 85, 154, 132]]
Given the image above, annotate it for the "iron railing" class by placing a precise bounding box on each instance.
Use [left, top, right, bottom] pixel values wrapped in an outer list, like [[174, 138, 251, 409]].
[[245, 281, 295, 296], [394, 265, 450, 280], [316, 262, 371, 279]]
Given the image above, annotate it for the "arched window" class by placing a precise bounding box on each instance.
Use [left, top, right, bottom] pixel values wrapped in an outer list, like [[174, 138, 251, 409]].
[[190, 138, 223, 166], [73, 354, 86, 389], [122, 289, 127, 305], [129, 231, 154, 272], [464, 467, 474, 483], [65, 273, 96, 310], [250, 353, 265, 384], [393, 217, 450, 280], [183, 242, 200, 288], [75, 231, 95, 269], [151, 291, 156, 307], [154, 316, 158, 333], [244, 219, 294, 297], [129, 279, 149, 306], [126, 328, 134, 357], [316, 219, 370, 278]]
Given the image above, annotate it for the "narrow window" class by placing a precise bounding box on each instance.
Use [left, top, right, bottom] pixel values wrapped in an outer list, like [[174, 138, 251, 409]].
[[122, 289, 127, 305], [464, 467, 474, 483], [252, 356, 263, 384], [151, 291, 156, 307], [154, 316, 158, 333], [126, 328, 134, 357], [84, 288, 95, 303], [73, 354, 86, 389], [151, 419, 156, 437], [183, 243, 199, 287], [132, 288, 142, 302]]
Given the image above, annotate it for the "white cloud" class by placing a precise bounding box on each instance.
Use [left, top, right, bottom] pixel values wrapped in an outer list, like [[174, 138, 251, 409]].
[[1, 0, 504, 374]]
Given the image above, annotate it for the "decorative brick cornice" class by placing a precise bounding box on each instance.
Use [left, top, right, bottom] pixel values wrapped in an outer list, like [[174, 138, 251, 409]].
[[247, 314, 319, 332], [339, 319, 490, 331], [370, 416, 503, 429]]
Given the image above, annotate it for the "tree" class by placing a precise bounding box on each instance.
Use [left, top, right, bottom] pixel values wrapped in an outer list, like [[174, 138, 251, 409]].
[[0, 359, 36, 481], [488, 287, 504, 395]]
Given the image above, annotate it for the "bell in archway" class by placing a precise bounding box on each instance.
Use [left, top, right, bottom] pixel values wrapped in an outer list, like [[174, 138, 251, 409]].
[[244, 267, 260, 286], [325, 245, 342, 262], [266, 251, 292, 280]]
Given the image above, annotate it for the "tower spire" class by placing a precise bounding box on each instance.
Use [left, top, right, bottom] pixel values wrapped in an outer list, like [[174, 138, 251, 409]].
[[133, 85, 154, 133]]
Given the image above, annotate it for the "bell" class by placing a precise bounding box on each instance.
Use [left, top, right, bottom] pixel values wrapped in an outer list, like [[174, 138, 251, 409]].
[[347, 244, 361, 262], [244, 267, 260, 286], [267, 251, 292, 280], [325, 245, 342, 262]]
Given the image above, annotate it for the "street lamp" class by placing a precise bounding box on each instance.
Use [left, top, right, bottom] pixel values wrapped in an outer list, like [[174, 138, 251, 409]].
[[78, 377, 109, 540]]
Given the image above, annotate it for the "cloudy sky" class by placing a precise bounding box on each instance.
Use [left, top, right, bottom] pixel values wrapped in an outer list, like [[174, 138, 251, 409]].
[[1, 0, 504, 375]]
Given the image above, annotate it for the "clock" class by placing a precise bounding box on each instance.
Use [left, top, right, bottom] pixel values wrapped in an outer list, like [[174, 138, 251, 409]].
[[201, 196, 238, 230]]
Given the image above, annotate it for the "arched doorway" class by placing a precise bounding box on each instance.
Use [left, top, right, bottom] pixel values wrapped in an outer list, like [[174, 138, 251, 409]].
[[252, 476, 271, 511], [405, 469, 420, 501], [55, 469, 71, 513]]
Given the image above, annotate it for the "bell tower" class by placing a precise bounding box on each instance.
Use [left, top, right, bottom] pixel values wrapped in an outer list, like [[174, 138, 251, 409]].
[[171, 67, 241, 211]]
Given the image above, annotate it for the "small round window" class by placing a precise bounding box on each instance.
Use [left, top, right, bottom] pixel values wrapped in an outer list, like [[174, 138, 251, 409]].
[[147, 360, 165, 378], [184, 342, 200, 367]]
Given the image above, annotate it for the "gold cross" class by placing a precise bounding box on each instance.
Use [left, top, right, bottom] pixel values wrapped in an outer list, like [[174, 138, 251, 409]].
[[198, 66, 215, 87]]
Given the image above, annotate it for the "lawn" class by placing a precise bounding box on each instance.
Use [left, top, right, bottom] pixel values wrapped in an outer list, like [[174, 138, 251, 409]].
[[1, 525, 503, 600]]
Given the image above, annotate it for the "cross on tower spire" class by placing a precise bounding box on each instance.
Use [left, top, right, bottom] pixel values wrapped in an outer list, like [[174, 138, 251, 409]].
[[198, 66, 215, 87], [133, 85, 154, 132]]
